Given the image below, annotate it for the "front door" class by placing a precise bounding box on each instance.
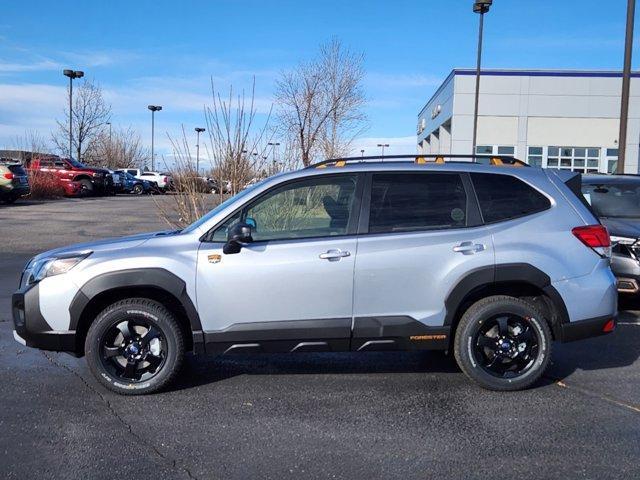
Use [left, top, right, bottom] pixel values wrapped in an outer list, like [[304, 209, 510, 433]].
[[351, 171, 494, 351], [196, 173, 362, 354]]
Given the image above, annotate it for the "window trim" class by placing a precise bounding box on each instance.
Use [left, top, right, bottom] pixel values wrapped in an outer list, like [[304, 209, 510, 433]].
[[201, 172, 364, 243], [357, 171, 482, 236]]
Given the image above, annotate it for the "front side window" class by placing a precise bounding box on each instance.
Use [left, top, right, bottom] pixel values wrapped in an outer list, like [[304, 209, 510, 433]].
[[368, 173, 467, 234], [471, 173, 550, 223], [210, 175, 357, 242]]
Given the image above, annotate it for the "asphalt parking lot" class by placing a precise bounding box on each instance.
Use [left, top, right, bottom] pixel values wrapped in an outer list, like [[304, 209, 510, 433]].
[[1, 196, 639, 480]]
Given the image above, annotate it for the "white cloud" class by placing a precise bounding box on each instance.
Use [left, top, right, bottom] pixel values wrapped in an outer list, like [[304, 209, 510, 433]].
[[0, 59, 61, 73]]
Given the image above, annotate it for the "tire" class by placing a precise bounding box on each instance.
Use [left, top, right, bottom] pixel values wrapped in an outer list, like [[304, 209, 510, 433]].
[[79, 178, 94, 196], [85, 298, 185, 395], [454, 295, 552, 391], [132, 183, 144, 195]]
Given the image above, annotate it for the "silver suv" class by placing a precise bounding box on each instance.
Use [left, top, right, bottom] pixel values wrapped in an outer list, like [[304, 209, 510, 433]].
[[12, 155, 618, 394]]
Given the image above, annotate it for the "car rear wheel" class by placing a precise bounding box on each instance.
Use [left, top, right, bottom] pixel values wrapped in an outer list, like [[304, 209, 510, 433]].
[[85, 298, 184, 395], [454, 295, 551, 391]]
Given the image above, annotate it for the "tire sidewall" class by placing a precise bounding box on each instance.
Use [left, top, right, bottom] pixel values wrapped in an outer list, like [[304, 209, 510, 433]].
[[85, 301, 182, 394], [456, 298, 551, 390]]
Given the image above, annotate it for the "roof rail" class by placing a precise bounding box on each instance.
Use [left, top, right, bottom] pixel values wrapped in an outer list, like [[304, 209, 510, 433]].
[[308, 154, 529, 169]]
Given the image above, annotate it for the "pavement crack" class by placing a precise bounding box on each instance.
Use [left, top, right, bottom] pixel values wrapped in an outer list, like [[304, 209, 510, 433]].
[[41, 351, 199, 480], [546, 374, 640, 414]]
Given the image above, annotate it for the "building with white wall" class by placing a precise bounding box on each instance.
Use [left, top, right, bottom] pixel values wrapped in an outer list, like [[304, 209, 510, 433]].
[[417, 69, 640, 173]]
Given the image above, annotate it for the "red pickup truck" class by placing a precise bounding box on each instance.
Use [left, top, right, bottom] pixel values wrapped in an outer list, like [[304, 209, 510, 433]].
[[27, 157, 113, 196]]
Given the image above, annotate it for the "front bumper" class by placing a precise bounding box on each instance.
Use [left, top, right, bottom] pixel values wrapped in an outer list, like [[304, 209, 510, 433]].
[[12, 283, 77, 353]]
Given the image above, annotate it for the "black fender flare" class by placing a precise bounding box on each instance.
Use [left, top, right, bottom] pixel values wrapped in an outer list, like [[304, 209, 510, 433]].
[[443, 263, 570, 334], [68, 268, 202, 333]]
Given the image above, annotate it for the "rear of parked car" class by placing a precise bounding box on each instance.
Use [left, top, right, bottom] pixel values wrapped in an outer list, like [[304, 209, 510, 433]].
[[0, 160, 30, 203]]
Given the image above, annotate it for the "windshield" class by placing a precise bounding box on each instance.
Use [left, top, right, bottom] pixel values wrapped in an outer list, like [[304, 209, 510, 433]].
[[181, 180, 267, 234], [582, 182, 640, 218], [67, 158, 86, 168]]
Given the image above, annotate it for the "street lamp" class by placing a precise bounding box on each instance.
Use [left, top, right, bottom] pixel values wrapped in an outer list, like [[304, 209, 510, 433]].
[[360, 149, 365, 158], [377, 143, 389, 158], [617, 0, 636, 173], [148, 105, 162, 171], [471, 0, 492, 156], [268, 142, 281, 164], [106, 122, 112, 143], [63, 69, 84, 159], [195, 127, 205, 174]]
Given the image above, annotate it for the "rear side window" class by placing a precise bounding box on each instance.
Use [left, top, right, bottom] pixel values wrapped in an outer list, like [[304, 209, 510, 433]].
[[368, 173, 467, 233], [471, 173, 550, 223]]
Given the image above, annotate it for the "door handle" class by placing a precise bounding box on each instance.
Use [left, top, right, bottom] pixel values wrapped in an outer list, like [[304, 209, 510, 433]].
[[319, 249, 351, 261], [453, 241, 485, 255]]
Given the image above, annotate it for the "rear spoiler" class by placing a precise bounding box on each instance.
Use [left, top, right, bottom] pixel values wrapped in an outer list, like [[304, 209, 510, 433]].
[[548, 169, 600, 222]]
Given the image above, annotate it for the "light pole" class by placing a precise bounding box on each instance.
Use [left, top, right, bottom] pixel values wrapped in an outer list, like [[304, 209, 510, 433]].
[[377, 143, 389, 158], [63, 69, 84, 159], [471, 0, 492, 156], [195, 127, 205, 174], [148, 105, 162, 171], [360, 149, 365, 158], [268, 142, 281, 165], [106, 122, 112, 144], [617, 0, 636, 174]]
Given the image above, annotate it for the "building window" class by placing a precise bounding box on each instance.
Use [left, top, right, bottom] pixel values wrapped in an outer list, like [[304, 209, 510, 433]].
[[527, 147, 543, 167], [547, 146, 600, 173], [475, 145, 516, 156], [606, 148, 619, 174]]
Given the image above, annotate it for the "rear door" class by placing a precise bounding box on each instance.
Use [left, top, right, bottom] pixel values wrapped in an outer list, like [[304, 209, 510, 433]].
[[351, 171, 494, 351]]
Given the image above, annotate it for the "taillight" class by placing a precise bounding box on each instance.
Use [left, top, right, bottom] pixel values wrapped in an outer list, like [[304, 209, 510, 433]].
[[572, 225, 611, 257], [3, 172, 14, 180], [164, 176, 168, 183]]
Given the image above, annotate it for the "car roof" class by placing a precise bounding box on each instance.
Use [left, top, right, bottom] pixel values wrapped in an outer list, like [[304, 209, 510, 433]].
[[582, 174, 640, 184]]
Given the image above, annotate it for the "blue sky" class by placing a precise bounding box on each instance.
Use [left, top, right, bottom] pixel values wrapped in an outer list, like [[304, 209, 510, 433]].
[[0, 0, 638, 161]]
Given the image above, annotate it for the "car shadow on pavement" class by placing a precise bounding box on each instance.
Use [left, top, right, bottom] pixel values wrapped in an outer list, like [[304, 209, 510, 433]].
[[168, 324, 640, 393], [171, 350, 461, 391], [544, 326, 639, 383]]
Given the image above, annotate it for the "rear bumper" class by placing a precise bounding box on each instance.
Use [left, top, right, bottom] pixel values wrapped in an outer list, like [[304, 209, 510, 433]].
[[610, 253, 640, 294], [559, 314, 617, 343], [12, 283, 77, 354]]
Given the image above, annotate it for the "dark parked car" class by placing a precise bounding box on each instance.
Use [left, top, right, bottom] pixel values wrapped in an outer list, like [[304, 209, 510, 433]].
[[582, 174, 640, 295], [0, 158, 30, 203], [115, 170, 153, 195]]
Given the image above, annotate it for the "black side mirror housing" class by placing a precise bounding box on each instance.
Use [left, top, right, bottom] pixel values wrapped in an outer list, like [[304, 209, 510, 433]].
[[223, 222, 253, 254]]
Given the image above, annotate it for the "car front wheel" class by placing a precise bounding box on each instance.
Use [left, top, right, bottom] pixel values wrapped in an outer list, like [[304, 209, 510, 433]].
[[85, 298, 184, 395], [454, 295, 552, 391]]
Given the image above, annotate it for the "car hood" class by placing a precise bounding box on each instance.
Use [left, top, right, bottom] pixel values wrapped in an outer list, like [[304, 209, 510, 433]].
[[30, 230, 174, 261], [600, 217, 640, 239]]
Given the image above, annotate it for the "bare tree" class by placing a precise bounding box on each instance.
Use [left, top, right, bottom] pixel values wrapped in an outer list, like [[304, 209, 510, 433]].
[[204, 78, 273, 195], [83, 127, 149, 169], [275, 38, 367, 166], [53, 79, 111, 161]]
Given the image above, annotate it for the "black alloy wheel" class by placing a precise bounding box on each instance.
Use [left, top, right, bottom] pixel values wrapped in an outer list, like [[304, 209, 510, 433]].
[[100, 319, 166, 383]]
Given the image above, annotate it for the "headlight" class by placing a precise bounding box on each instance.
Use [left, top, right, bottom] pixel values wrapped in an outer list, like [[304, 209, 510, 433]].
[[610, 235, 637, 246], [26, 252, 91, 286]]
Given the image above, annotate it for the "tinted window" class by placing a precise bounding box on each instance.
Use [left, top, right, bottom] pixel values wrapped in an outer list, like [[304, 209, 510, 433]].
[[471, 173, 550, 223], [368, 173, 467, 233]]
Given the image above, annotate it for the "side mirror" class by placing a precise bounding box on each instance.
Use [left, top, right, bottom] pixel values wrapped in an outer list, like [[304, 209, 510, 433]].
[[223, 222, 253, 254]]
